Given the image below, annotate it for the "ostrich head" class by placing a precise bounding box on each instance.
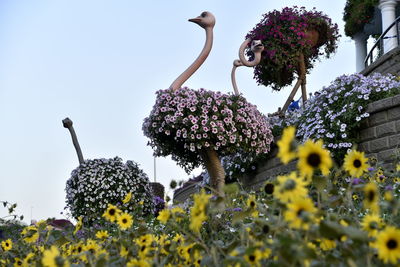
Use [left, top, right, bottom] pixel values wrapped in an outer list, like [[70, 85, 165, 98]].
[[251, 40, 264, 53], [188, 11, 215, 29]]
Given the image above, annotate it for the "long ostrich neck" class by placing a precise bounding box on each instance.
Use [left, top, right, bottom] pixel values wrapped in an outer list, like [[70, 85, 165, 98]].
[[169, 27, 213, 91], [238, 39, 262, 67], [62, 118, 84, 165], [231, 60, 243, 95]]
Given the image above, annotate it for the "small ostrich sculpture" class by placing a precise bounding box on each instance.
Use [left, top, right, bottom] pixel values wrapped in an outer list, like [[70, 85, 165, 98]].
[[231, 39, 264, 95], [62, 118, 154, 223]]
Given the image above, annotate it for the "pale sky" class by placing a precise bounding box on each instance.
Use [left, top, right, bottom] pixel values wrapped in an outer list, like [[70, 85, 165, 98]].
[[0, 0, 356, 223]]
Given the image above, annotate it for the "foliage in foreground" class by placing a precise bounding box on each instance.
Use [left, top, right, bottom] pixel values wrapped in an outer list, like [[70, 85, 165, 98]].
[[1, 130, 400, 266]]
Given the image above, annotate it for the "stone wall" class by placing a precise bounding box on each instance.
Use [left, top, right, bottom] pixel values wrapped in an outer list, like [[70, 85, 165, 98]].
[[361, 46, 400, 76], [357, 95, 400, 167]]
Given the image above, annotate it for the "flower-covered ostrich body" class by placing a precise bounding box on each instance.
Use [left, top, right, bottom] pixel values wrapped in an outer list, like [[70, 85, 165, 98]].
[[143, 88, 273, 173], [62, 118, 154, 224], [143, 11, 273, 197], [65, 157, 154, 224]]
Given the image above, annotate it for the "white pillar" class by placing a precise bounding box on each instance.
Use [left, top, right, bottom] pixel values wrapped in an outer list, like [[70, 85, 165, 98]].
[[354, 33, 368, 72], [379, 0, 398, 53]]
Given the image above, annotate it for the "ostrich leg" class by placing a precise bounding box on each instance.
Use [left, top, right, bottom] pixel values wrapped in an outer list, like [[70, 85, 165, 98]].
[[200, 148, 225, 198], [299, 53, 308, 103], [281, 53, 307, 113], [281, 79, 302, 113], [62, 118, 84, 164]]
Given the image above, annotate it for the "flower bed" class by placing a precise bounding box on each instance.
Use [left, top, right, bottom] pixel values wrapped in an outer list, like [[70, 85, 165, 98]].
[[2, 135, 400, 266]]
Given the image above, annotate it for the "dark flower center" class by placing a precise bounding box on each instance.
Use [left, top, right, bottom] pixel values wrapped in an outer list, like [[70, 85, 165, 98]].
[[387, 239, 398, 249], [250, 201, 256, 208], [17, 260, 22, 266], [307, 153, 321, 167], [367, 190, 375, 202], [284, 179, 296, 191], [122, 218, 127, 224], [353, 159, 362, 168], [78, 246, 82, 253], [249, 255, 256, 262], [109, 209, 116, 216], [264, 183, 274, 194], [297, 208, 305, 217], [263, 225, 270, 234]]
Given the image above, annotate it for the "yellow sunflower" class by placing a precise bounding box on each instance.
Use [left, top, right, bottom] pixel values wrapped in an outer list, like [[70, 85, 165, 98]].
[[42, 246, 68, 267], [361, 213, 383, 237], [343, 150, 369, 177], [319, 239, 337, 251], [246, 195, 257, 209], [244, 249, 263, 267], [374, 226, 400, 264], [73, 216, 83, 235], [277, 126, 297, 164], [284, 197, 317, 230], [297, 139, 332, 180], [363, 182, 380, 214], [1, 239, 12, 251], [190, 208, 207, 234], [274, 172, 308, 203], [102, 204, 121, 222], [116, 212, 133, 230], [21, 225, 39, 243], [95, 230, 109, 239], [122, 192, 132, 204], [157, 209, 171, 224]]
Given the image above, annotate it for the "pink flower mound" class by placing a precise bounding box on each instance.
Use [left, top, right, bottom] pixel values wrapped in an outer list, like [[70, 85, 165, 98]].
[[143, 87, 273, 173]]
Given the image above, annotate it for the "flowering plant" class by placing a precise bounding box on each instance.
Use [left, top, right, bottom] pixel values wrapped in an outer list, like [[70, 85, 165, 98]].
[[143, 87, 273, 173], [269, 73, 400, 161], [245, 6, 340, 90], [3, 143, 400, 266], [65, 157, 155, 224], [343, 0, 378, 37]]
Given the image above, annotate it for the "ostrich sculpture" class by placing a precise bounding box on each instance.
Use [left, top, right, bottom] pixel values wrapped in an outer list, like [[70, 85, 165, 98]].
[[169, 12, 226, 196], [62, 118, 154, 223], [231, 39, 264, 95], [143, 11, 273, 198]]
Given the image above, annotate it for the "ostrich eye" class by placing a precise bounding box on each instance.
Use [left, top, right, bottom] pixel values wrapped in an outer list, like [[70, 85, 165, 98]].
[[201, 12, 207, 17]]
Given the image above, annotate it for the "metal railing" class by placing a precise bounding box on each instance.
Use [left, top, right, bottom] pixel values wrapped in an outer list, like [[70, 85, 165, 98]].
[[365, 16, 400, 67]]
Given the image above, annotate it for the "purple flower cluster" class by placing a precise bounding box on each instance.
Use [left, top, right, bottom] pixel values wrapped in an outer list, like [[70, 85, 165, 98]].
[[143, 87, 273, 173], [245, 6, 340, 90], [269, 73, 400, 161]]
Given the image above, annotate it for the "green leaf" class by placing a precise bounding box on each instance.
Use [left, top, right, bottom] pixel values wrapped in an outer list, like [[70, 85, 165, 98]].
[[224, 183, 239, 195], [319, 220, 343, 239]]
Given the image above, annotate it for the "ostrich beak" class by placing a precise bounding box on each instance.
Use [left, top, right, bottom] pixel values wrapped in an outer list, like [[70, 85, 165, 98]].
[[188, 17, 201, 23]]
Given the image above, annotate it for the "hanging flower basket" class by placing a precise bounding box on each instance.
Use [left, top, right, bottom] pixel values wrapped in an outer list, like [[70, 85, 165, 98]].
[[245, 6, 340, 91]]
